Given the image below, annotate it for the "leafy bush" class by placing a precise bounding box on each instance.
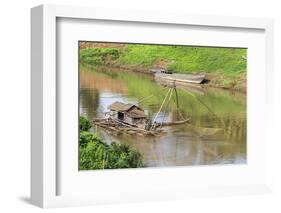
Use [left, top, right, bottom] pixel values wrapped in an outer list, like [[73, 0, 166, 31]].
[[79, 116, 145, 170], [79, 132, 145, 170], [79, 116, 92, 131], [80, 131, 99, 148]]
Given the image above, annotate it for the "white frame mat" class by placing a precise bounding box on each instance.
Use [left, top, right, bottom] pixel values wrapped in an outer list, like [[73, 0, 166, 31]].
[[31, 4, 274, 208]]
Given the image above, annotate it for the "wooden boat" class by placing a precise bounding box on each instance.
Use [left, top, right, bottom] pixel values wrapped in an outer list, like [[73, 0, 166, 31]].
[[155, 77, 205, 95], [149, 68, 172, 74], [155, 73, 206, 84]]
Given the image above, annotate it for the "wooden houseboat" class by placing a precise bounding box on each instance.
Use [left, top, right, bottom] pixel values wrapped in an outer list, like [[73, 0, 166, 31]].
[[107, 101, 147, 129]]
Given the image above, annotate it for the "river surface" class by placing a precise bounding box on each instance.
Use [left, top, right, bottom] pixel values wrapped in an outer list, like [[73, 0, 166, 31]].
[[80, 65, 247, 167]]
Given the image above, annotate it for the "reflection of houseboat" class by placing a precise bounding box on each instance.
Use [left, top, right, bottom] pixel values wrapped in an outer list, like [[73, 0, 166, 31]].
[[108, 101, 147, 129]]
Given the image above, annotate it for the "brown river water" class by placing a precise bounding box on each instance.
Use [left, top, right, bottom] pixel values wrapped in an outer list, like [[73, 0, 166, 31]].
[[80, 65, 247, 167]]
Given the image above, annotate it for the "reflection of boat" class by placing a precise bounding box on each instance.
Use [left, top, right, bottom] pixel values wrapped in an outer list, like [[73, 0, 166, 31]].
[[194, 126, 224, 137], [155, 73, 206, 84]]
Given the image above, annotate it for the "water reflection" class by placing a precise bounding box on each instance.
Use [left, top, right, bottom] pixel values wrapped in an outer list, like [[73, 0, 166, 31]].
[[80, 66, 247, 167]]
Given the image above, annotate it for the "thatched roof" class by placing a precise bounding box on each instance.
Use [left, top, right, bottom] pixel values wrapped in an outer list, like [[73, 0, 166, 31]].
[[108, 102, 146, 118], [126, 108, 146, 118], [108, 102, 135, 112]]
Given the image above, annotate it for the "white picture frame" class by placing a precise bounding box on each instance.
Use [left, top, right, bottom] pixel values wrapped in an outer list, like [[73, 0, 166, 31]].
[[31, 4, 274, 208]]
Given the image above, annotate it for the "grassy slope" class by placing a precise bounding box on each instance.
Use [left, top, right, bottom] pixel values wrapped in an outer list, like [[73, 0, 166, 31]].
[[118, 45, 246, 77], [79, 44, 247, 89]]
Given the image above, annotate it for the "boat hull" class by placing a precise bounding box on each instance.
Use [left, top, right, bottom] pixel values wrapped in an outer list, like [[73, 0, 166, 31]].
[[155, 73, 206, 84]]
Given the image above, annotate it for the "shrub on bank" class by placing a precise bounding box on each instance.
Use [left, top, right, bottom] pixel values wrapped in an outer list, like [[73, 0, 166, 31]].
[[79, 116, 145, 170], [79, 116, 92, 131]]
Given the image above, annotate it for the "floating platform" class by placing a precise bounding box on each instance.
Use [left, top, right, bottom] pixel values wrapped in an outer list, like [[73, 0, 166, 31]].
[[93, 118, 161, 136], [93, 117, 189, 137]]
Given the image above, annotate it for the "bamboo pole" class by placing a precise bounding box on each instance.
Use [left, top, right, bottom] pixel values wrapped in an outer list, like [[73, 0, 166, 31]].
[[159, 88, 173, 129], [150, 88, 172, 130]]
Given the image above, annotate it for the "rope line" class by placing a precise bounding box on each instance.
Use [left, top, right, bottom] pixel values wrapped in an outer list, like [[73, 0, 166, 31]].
[[150, 88, 172, 130], [137, 87, 168, 104], [179, 87, 226, 129], [159, 88, 174, 129]]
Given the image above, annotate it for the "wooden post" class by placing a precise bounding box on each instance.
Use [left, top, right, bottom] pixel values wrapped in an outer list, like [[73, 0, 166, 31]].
[[173, 81, 179, 119]]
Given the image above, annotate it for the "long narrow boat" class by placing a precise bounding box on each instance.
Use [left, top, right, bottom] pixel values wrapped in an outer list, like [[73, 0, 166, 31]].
[[159, 119, 190, 127], [155, 73, 206, 84], [155, 77, 205, 95]]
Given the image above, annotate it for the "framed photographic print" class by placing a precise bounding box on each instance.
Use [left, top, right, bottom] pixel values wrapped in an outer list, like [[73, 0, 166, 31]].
[[31, 4, 274, 208]]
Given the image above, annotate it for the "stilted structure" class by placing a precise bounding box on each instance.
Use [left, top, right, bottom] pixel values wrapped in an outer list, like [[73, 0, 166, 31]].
[[93, 82, 190, 136]]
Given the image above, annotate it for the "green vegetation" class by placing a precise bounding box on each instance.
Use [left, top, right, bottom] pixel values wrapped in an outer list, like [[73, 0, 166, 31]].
[[79, 116, 92, 131], [120, 45, 246, 76], [79, 116, 145, 170], [80, 44, 246, 78], [79, 48, 120, 66]]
